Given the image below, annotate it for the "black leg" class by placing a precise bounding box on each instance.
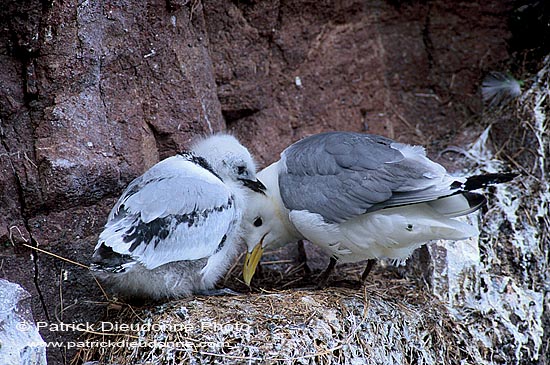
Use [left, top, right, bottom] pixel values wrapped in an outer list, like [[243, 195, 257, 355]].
[[297, 240, 311, 274], [316, 257, 337, 288], [361, 259, 377, 282]]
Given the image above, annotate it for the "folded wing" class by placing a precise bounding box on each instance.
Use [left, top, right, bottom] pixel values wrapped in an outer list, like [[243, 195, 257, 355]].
[[279, 132, 461, 223], [93, 154, 238, 271]]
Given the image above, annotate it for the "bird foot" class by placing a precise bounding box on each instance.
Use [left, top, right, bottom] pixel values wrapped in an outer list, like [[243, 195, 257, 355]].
[[197, 288, 241, 296]]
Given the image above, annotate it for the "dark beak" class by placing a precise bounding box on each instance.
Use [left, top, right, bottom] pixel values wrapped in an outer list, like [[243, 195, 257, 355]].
[[239, 178, 267, 194]]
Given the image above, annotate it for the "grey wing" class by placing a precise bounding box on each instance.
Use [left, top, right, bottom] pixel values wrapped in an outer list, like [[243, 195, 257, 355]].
[[279, 132, 456, 223], [93, 155, 238, 271]]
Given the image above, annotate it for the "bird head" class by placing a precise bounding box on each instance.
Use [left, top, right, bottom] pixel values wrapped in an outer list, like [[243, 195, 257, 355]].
[[241, 162, 301, 286], [192, 134, 265, 192]]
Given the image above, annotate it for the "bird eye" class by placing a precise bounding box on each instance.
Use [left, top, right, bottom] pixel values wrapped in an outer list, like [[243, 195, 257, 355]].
[[253, 217, 263, 227], [237, 165, 247, 175]]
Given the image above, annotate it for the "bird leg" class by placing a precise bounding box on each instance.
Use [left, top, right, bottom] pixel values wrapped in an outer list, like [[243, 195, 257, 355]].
[[316, 257, 338, 289], [361, 259, 377, 282], [297, 240, 311, 274]]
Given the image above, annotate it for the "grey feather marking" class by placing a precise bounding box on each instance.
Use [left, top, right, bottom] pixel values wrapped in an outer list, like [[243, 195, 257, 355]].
[[122, 197, 234, 252], [178, 151, 223, 182], [279, 132, 450, 223], [214, 234, 227, 254], [96, 153, 237, 270], [110, 154, 230, 224], [91, 243, 134, 273]]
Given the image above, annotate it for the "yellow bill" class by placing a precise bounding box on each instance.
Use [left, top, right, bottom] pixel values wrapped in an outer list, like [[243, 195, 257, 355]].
[[243, 243, 264, 286]]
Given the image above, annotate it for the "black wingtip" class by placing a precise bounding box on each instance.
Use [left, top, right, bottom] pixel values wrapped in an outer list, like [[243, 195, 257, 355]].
[[462, 191, 487, 211], [463, 172, 519, 191]]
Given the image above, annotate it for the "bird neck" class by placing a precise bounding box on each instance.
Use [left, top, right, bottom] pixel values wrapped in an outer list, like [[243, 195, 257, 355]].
[[260, 162, 304, 242]]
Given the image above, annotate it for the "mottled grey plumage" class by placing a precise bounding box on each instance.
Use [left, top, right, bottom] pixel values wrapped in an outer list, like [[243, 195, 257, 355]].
[[91, 134, 262, 300]]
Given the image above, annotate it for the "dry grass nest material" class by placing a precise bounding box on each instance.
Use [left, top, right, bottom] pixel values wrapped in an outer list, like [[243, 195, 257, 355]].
[[74, 270, 476, 365]]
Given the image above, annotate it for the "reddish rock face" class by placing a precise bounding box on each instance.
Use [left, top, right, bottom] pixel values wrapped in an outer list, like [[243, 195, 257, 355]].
[[0, 0, 523, 363], [204, 1, 513, 164]]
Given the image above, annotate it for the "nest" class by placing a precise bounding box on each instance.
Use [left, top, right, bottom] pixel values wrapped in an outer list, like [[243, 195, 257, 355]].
[[73, 275, 477, 365]]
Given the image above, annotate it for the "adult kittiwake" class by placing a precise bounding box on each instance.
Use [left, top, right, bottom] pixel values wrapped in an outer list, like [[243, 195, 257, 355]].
[[241, 131, 516, 285], [91, 134, 265, 300]]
